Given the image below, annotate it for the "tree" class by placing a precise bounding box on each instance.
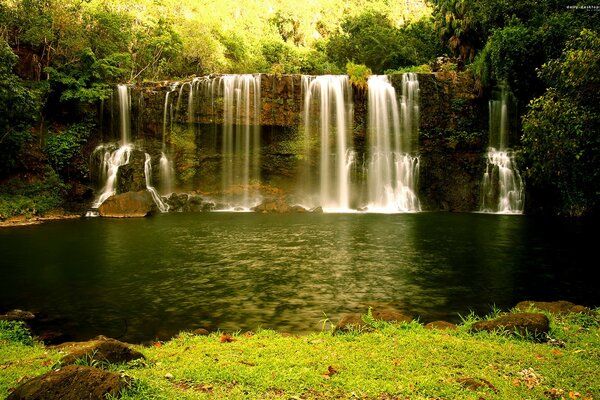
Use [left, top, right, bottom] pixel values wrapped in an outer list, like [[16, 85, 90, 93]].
[[0, 39, 40, 176], [521, 29, 600, 216]]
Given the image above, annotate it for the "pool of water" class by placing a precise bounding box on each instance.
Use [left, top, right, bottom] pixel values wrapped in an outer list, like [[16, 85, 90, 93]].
[[0, 212, 596, 342]]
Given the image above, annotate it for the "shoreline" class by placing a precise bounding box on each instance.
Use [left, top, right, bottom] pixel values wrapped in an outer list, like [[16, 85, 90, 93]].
[[0, 211, 81, 228]]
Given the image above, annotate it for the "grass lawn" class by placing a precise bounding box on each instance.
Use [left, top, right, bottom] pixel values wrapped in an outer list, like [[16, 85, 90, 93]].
[[1, 309, 598, 399]]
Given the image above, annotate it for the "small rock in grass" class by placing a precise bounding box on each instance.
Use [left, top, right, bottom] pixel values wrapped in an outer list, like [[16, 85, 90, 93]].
[[515, 300, 593, 315], [164, 373, 174, 380], [471, 313, 549, 338], [6, 365, 129, 400], [425, 321, 457, 330], [55, 336, 144, 365]]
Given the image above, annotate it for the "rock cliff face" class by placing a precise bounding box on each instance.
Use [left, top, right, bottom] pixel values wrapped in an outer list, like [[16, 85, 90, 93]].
[[96, 71, 488, 212]]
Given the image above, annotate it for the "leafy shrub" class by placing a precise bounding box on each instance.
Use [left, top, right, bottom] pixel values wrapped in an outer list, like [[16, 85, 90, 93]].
[[0, 171, 68, 219], [0, 320, 34, 346], [45, 122, 93, 179], [521, 29, 600, 216], [346, 62, 371, 90]]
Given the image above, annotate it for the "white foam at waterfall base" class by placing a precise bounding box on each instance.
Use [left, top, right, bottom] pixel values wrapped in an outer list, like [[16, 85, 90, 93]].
[[480, 148, 524, 214], [480, 85, 525, 214]]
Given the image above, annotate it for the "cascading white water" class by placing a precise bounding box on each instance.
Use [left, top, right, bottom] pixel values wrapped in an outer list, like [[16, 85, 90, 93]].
[[302, 75, 354, 212], [366, 74, 420, 212], [158, 83, 178, 195], [158, 152, 174, 195], [218, 74, 261, 208], [117, 85, 131, 145], [144, 153, 170, 212], [91, 144, 132, 208], [90, 85, 133, 209], [480, 85, 524, 214], [89, 84, 170, 214]]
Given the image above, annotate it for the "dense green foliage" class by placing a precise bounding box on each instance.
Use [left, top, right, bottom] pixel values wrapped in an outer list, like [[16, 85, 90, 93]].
[[0, 38, 41, 176], [44, 122, 93, 180], [0, 170, 67, 219], [326, 12, 445, 74], [0, 0, 598, 216], [0, 320, 34, 346], [521, 30, 600, 216], [430, 0, 599, 215]]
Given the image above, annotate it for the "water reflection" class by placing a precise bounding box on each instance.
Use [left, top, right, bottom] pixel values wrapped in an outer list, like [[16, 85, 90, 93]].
[[0, 213, 596, 342]]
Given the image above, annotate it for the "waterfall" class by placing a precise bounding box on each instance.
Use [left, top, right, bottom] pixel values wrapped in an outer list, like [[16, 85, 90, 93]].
[[366, 74, 420, 212], [159, 152, 174, 195], [90, 85, 133, 209], [144, 153, 170, 212], [91, 144, 132, 208], [218, 74, 262, 208], [159, 83, 178, 195], [480, 85, 524, 214], [117, 85, 131, 145], [302, 75, 354, 212]]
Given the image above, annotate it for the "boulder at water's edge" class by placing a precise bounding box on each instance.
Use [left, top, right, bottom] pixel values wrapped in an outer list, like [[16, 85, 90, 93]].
[[98, 190, 155, 218]]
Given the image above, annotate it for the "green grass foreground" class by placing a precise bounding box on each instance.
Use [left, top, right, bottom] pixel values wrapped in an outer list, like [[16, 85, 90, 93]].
[[1, 310, 598, 399]]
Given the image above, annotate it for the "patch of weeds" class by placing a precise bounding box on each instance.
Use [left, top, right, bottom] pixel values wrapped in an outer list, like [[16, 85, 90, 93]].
[[0, 321, 34, 346], [319, 313, 335, 333], [484, 304, 503, 320], [457, 310, 480, 332]]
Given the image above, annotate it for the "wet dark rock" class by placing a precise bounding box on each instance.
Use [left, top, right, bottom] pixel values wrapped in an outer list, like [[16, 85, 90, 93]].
[[98, 190, 156, 218], [201, 202, 216, 212], [55, 336, 144, 365], [183, 195, 205, 212], [471, 313, 549, 337], [430, 56, 464, 72], [166, 193, 189, 212], [515, 300, 593, 315], [116, 150, 146, 194], [425, 321, 457, 330], [0, 309, 35, 321], [252, 198, 307, 213], [6, 365, 130, 400], [309, 206, 323, 213], [35, 331, 66, 345]]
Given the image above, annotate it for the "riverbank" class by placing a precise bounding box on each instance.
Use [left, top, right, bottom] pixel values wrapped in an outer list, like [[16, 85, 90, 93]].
[[1, 306, 598, 399], [0, 209, 81, 228]]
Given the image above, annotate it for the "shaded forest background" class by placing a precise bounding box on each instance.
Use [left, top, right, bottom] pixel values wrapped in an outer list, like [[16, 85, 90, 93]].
[[0, 0, 598, 217]]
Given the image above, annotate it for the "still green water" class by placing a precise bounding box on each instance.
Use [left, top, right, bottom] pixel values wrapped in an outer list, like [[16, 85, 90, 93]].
[[0, 212, 595, 342]]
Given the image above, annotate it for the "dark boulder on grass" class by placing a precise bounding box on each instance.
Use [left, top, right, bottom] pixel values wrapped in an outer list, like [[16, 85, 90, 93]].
[[425, 321, 457, 330], [6, 365, 130, 400], [55, 336, 144, 366], [515, 300, 593, 315], [471, 313, 549, 337]]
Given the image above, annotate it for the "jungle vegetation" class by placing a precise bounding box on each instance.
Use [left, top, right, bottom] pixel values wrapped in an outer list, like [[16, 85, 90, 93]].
[[0, 0, 598, 217]]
